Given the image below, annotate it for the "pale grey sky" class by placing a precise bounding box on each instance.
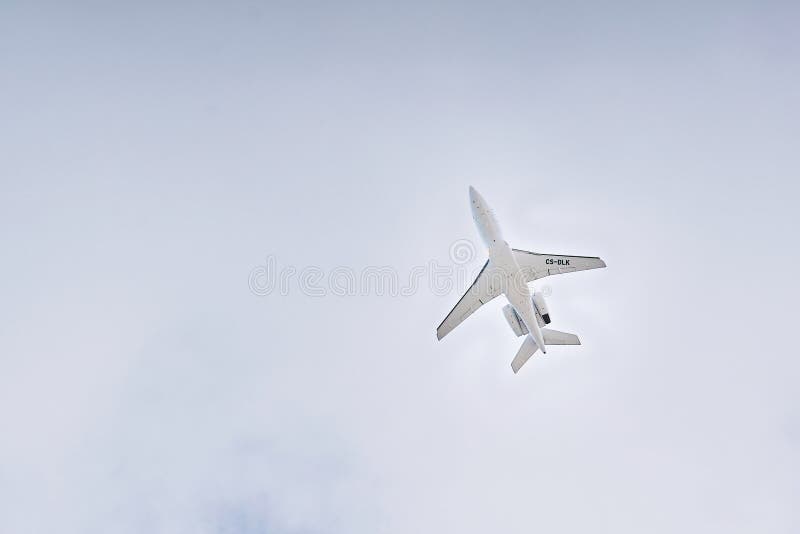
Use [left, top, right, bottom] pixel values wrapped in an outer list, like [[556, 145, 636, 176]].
[[1, 1, 799, 533]]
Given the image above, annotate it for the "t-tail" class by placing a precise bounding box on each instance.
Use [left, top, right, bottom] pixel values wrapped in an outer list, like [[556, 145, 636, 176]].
[[511, 329, 581, 374]]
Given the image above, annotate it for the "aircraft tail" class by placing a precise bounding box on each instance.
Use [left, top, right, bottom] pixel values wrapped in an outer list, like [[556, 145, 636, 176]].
[[542, 328, 581, 346], [511, 336, 538, 373], [511, 329, 581, 374]]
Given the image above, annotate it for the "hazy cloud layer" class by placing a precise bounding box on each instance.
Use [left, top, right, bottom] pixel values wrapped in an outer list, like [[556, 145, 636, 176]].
[[1, 1, 798, 533]]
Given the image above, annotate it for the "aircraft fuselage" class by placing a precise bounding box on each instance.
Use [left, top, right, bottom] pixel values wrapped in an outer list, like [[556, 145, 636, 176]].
[[469, 186, 547, 353]]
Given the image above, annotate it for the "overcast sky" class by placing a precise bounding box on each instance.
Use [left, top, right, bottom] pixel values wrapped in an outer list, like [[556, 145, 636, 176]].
[[1, 1, 799, 533]]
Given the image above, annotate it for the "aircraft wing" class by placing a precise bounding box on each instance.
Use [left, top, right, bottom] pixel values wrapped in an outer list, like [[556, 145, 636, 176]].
[[436, 260, 503, 340], [512, 249, 606, 282]]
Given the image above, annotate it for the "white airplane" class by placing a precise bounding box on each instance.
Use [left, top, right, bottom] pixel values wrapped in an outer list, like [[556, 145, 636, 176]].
[[437, 187, 606, 373]]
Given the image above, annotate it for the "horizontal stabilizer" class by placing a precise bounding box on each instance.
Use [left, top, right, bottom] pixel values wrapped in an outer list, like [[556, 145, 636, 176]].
[[542, 329, 581, 345], [511, 336, 539, 374]]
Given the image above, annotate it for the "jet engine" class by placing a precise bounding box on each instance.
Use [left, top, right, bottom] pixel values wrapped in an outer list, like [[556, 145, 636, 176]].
[[532, 291, 551, 325], [502, 292, 552, 337], [502, 304, 528, 337]]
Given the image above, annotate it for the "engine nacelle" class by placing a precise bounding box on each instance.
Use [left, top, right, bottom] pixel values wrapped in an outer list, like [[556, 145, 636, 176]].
[[532, 291, 551, 326], [502, 304, 528, 337], [502, 293, 553, 337]]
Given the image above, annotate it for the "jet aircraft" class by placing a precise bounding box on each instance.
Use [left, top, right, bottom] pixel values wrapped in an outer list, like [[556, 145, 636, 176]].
[[437, 187, 606, 373]]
